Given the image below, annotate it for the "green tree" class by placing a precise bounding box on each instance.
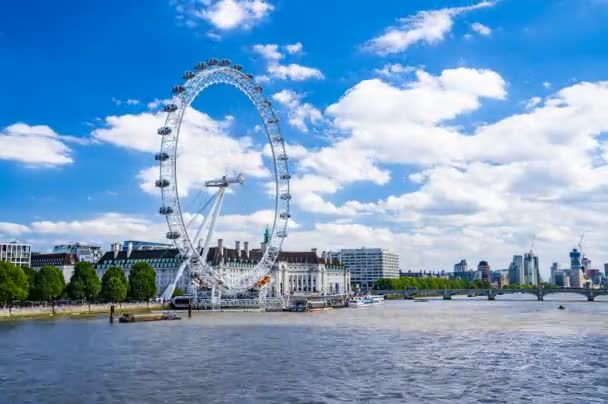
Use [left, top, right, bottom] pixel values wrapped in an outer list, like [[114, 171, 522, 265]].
[[0, 261, 29, 305], [101, 266, 128, 302], [128, 262, 157, 301], [67, 262, 101, 301], [22, 266, 37, 300], [32, 266, 65, 302], [104, 276, 128, 303]]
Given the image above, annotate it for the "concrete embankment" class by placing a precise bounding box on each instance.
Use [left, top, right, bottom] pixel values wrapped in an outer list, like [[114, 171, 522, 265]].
[[0, 302, 166, 321]]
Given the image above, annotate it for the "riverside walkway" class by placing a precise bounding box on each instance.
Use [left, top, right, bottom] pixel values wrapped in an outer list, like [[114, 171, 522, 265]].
[[375, 288, 608, 301]]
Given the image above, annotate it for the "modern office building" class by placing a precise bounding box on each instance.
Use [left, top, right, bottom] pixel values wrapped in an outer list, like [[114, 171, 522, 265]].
[[478, 261, 491, 283], [570, 248, 582, 270], [523, 251, 539, 286], [554, 271, 569, 288], [509, 252, 539, 286], [569, 248, 584, 288], [454, 259, 468, 273], [509, 255, 524, 285], [31, 253, 78, 283], [604, 263, 608, 278], [331, 248, 399, 290], [0, 241, 31, 268], [550, 262, 560, 285], [53, 243, 102, 264]]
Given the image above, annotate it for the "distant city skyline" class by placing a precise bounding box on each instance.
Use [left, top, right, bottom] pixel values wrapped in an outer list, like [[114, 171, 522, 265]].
[[2, 1, 608, 280]]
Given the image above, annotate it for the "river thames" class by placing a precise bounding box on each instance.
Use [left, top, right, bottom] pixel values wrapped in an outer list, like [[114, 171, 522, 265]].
[[1, 295, 607, 403]]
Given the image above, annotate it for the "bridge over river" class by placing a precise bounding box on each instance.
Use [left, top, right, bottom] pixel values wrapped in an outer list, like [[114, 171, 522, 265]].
[[375, 288, 608, 302]]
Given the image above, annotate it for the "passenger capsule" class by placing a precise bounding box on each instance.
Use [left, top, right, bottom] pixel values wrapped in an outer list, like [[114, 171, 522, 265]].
[[267, 118, 279, 124], [183, 71, 196, 80], [158, 127, 172, 135], [280, 212, 291, 219], [207, 58, 218, 66], [172, 85, 185, 94], [246, 73, 254, 80], [155, 152, 170, 161], [276, 231, 287, 238], [159, 206, 174, 215], [219, 58, 231, 66], [232, 64, 243, 71], [272, 136, 284, 143], [280, 193, 291, 200], [194, 62, 207, 71], [254, 86, 263, 93], [166, 231, 181, 240], [155, 179, 170, 188], [277, 153, 288, 161], [163, 104, 178, 113], [262, 100, 272, 107], [280, 174, 291, 180]]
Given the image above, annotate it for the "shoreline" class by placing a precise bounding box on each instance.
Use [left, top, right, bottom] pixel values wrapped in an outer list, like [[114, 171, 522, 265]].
[[0, 303, 166, 322]]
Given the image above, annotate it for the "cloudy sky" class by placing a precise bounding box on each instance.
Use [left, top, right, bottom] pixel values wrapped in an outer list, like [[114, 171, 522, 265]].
[[1, 0, 608, 277]]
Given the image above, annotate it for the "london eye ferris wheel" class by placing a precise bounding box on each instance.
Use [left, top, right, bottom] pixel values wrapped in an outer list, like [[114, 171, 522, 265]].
[[155, 58, 291, 301]]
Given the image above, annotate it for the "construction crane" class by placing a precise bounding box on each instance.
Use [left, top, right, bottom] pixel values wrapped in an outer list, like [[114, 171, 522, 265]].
[[530, 234, 536, 252]]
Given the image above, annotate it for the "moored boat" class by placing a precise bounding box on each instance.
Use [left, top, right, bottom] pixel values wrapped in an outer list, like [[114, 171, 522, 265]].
[[348, 295, 384, 307]]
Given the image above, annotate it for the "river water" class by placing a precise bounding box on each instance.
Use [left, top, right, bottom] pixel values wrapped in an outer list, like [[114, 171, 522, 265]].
[[1, 295, 607, 403]]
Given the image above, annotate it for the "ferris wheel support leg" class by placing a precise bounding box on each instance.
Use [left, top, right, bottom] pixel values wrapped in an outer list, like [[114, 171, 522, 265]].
[[192, 192, 219, 249], [200, 188, 226, 271], [161, 259, 189, 302]]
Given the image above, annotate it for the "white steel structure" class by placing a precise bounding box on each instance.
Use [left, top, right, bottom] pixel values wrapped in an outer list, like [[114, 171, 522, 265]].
[[156, 58, 290, 302]]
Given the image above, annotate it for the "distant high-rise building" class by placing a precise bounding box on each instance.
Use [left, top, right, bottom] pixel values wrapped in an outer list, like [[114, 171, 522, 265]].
[[604, 263, 608, 278], [570, 248, 581, 270], [478, 261, 491, 283], [334, 248, 399, 290], [454, 259, 467, 273], [554, 271, 569, 288], [523, 251, 539, 286], [509, 255, 524, 285], [550, 262, 560, 284]]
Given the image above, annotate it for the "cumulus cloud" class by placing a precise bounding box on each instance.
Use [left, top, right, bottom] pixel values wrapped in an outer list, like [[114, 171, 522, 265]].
[[252, 43, 282, 61], [374, 63, 416, 77], [92, 107, 269, 196], [267, 63, 324, 81], [272, 90, 322, 132], [252, 42, 324, 81], [193, 0, 273, 31], [285, 42, 303, 54], [471, 22, 492, 36], [364, 1, 495, 55], [0, 123, 74, 167]]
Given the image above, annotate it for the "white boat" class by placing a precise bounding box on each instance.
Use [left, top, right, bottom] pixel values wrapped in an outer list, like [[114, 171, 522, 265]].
[[349, 295, 384, 307]]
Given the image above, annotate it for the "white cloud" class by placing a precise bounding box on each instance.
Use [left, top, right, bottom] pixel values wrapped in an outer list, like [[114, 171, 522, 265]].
[[0, 123, 74, 167], [525, 96, 542, 110], [267, 62, 324, 81], [285, 42, 303, 54], [252, 43, 282, 61], [92, 107, 269, 196], [252, 42, 323, 82], [374, 63, 416, 77], [112, 97, 140, 106], [272, 90, 322, 132], [471, 22, 492, 36], [0, 222, 30, 236], [364, 1, 495, 55], [195, 0, 274, 31], [543, 81, 552, 89]]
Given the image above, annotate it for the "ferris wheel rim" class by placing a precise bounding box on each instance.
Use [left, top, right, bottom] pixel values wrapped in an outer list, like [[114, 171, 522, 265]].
[[155, 59, 290, 293]]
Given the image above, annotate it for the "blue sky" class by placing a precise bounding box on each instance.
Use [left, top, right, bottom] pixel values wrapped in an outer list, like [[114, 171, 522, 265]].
[[2, 0, 608, 276]]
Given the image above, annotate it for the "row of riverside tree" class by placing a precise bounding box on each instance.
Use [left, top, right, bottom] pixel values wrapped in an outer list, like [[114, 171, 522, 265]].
[[0, 260, 157, 306], [374, 276, 491, 291]]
